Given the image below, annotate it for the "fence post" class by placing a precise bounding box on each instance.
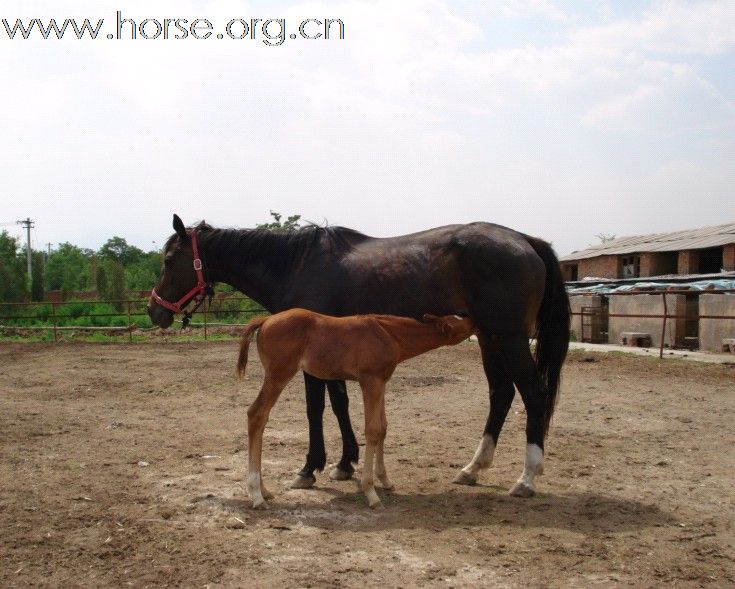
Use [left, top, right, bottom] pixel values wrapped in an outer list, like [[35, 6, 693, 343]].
[[52, 302, 58, 343], [659, 293, 667, 359], [127, 301, 133, 344], [204, 305, 208, 341]]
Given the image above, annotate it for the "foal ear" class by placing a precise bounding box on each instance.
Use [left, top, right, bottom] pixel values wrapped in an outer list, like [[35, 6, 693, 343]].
[[173, 214, 188, 241]]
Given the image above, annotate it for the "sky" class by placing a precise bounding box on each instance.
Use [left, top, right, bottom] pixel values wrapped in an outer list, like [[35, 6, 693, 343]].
[[1, 0, 734, 257]]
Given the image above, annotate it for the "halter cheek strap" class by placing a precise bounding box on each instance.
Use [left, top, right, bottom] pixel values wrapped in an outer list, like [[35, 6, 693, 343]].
[[150, 229, 213, 321]]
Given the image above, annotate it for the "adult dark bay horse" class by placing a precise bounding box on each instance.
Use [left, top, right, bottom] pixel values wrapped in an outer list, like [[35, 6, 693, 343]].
[[147, 214, 570, 497]]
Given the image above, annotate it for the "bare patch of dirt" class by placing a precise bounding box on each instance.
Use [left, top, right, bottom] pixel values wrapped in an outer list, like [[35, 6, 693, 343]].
[[1, 342, 733, 587]]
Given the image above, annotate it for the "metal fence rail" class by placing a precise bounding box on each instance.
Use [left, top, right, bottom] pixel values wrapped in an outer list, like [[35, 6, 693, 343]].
[[569, 289, 735, 358], [0, 297, 266, 343]]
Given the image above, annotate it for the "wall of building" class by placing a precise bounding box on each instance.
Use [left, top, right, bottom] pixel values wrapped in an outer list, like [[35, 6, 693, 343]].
[[608, 294, 686, 348], [569, 295, 604, 342], [576, 255, 620, 279], [724, 244, 735, 272], [699, 294, 735, 352], [640, 252, 679, 277]]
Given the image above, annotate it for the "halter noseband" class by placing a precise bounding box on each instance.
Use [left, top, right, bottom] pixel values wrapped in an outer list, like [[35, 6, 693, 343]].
[[150, 229, 213, 327]]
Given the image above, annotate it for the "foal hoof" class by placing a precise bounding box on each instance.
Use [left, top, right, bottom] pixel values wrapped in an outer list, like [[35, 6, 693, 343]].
[[329, 466, 353, 481], [251, 499, 269, 510], [509, 481, 536, 498], [290, 474, 316, 489], [453, 470, 478, 486]]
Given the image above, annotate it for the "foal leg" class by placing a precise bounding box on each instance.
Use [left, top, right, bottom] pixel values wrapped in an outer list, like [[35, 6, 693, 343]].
[[293, 373, 327, 489], [500, 333, 546, 498], [326, 379, 359, 481], [359, 378, 388, 509], [248, 375, 290, 509], [374, 399, 393, 490], [454, 343, 515, 486]]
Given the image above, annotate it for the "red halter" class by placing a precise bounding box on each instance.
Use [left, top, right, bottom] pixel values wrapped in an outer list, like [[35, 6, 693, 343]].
[[150, 229, 212, 317]]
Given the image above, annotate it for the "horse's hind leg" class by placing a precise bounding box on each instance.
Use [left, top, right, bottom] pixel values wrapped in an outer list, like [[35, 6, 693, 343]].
[[248, 373, 292, 508], [454, 340, 515, 486], [500, 333, 546, 498], [293, 373, 327, 489], [326, 379, 359, 481]]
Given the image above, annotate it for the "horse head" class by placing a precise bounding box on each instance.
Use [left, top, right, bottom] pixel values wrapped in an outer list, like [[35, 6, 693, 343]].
[[422, 313, 475, 340], [147, 214, 212, 329]]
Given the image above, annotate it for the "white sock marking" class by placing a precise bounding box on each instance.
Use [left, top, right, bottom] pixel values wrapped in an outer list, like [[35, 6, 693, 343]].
[[248, 472, 264, 506], [516, 443, 543, 490], [461, 434, 496, 477]]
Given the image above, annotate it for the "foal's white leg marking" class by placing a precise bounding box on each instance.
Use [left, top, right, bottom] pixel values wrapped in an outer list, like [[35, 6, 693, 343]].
[[375, 439, 394, 490], [361, 442, 382, 509], [509, 443, 544, 498], [453, 434, 495, 485], [249, 472, 267, 509]]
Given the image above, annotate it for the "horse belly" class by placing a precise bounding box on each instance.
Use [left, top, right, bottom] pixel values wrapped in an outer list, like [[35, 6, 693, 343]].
[[299, 347, 360, 382]]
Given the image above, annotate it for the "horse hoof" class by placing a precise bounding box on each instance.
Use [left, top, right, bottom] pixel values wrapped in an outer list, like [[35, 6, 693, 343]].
[[261, 487, 274, 500], [329, 466, 353, 481], [252, 499, 269, 509], [369, 499, 384, 510], [290, 474, 316, 489], [453, 470, 477, 486], [380, 480, 395, 491], [509, 481, 535, 498]]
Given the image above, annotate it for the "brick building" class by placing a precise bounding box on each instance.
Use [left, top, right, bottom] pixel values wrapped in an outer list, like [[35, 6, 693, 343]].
[[560, 222, 735, 281]]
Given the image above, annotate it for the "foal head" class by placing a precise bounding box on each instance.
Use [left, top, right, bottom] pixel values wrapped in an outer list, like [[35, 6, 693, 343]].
[[422, 313, 475, 343], [147, 214, 210, 329]]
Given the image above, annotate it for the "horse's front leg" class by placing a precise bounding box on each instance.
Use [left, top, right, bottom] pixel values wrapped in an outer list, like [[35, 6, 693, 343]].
[[326, 379, 359, 481], [292, 373, 327, 489]]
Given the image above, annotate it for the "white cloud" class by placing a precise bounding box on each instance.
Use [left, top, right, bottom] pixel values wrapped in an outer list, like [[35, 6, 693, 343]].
[[0, 0, 733, 256], [572, 0, 735, 55]]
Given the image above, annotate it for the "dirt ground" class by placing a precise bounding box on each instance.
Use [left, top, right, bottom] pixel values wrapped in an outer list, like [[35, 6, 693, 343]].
[[1, 341, 733, 588]]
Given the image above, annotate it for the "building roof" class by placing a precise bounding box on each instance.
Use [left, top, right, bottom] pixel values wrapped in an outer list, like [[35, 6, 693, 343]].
[[560, 222, 735, 262]]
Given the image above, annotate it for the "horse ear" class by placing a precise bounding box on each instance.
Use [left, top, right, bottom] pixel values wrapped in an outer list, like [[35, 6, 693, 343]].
[[173, 214, 188, 241], [422, 313, 438, 323]]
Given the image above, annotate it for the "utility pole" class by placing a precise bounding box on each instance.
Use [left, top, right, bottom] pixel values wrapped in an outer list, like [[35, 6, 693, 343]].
[[46, 242, 52, 256], [17, 217, 34, 276]]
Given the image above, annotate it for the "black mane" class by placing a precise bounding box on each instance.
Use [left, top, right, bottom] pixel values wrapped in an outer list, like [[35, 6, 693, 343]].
[[173, 221, 369, 274], [165, 221, 367, 258]]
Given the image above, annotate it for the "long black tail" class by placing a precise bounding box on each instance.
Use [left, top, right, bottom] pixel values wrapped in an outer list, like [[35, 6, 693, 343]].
[[526, 236, 570, 437]]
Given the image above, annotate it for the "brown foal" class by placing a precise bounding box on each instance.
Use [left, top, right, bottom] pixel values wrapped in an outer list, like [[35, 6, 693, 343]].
[[238, 308, 475, 509]]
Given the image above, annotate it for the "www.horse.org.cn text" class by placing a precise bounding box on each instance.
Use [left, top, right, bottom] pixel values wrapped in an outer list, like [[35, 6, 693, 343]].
[[1, 11, 346, 46]]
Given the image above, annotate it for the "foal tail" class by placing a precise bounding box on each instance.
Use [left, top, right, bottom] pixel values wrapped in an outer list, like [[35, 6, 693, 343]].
[[237, 315, 269, 378], [526, 236, 571, 438]]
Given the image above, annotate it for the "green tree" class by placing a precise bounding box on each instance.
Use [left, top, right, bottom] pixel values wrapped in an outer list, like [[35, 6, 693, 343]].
[[44, 242, 91, 294], [96, 264, 108, 299], [99, 236, 143, 266], [108, 261, 126, 310], [256, 210, 302, 232], [125, 251, 162, 291], [0, 231, 27, 302], [30, 251, 44, 302]]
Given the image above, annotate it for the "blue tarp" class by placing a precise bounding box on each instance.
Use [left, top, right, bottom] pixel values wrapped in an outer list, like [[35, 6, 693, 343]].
[[568, 279, 735, 294]]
